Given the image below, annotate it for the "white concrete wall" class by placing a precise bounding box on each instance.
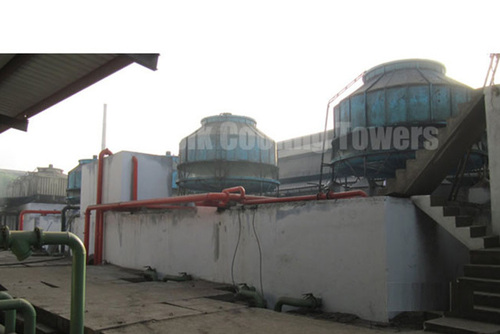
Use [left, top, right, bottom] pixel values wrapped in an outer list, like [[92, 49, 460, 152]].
[[385, 197, 469, 318], [485, 86, 500, 235], [103, 197, 390, 321], [97, 196, 469, 322]]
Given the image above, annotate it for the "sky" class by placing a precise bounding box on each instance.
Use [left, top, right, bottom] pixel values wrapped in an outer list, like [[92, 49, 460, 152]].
[[0, 0, 499, 173]]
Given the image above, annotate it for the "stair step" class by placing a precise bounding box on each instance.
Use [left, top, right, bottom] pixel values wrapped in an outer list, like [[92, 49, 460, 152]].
[[395, 168, 407, 180], [430, 196, 448, 207], [424, 316, 500, 334], [455, 216, 474, 227], [470, 225, 487, 238], [465, 264, 500, 280], [470, 248, 500, 265], [483, 236, 500, 249], [474, 291, 500, 309], [458, 277, 500, 294], [443, 206, 461, 216], [470, 305, 500, 324], [416, 148, 433, 161]]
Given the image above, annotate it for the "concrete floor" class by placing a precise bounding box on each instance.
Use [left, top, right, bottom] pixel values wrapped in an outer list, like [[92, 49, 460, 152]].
[[0, 252, 431, 334]]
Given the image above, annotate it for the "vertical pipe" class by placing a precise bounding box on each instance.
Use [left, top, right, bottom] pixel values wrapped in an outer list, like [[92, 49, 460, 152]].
[[61, 205, 79, 253], [132, 156, 138, 201], [0, 298, 36, 334], [41, 232, 86, 334], [84, 209, 91, 262], [0, 291, 16, 334], [95, 149, 112, 265]]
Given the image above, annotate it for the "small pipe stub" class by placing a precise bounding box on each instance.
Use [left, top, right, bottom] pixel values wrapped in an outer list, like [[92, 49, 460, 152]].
[[274, 293, 322, 312], [163, 272, 192, 282], [236, 284, 267, 308], [143, 266, 159, 281]]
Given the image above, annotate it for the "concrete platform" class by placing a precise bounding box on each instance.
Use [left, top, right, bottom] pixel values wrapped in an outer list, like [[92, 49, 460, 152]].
[[0, 253, 430, 334]]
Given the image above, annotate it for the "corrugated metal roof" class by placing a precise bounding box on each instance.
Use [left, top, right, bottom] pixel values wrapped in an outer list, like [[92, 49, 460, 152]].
[[0, 54, 159, 133]]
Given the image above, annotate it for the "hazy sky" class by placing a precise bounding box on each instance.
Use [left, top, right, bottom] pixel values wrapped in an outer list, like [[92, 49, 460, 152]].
[[1, 0, 498, 173]]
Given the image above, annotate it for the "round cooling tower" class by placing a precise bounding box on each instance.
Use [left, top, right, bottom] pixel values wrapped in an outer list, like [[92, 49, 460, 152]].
[[177, 113, 279, 193], [331, 59, 486, 180]]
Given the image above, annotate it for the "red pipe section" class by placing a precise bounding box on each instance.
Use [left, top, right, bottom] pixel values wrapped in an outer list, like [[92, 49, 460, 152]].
[[132, 156, 138, 201], [243, 190, 368, 205], [18, 210, 61, 230], [94, 148, 112, 265], [84, 187, 367, 265]]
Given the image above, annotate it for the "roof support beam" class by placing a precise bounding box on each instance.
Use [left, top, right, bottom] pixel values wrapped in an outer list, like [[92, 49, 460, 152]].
[[11, 56, 135, 121], [0, 114, 28, 132], [125, 54, 159, 71]]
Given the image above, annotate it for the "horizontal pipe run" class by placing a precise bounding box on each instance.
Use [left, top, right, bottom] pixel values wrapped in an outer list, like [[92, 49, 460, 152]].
[[243, 190, 367, 205], [85, 188, 367, 264], [19, 210, 61, 231], [0, 298, 36, 334]]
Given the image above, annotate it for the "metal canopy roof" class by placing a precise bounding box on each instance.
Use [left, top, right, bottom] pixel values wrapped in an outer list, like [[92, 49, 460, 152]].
[[0, 54, 159, 134]]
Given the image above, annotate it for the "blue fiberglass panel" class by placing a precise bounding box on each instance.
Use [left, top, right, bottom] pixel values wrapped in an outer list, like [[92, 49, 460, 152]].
[[334, 106, 341, 135], [367, 90, 386, 127], [386, 87, 407, 125], [451, 87, 469, 116], [350, 94, 366, 129], [432, 85, 451, 121], [408, 85, 430, 122], [340, 100, 350, 130]]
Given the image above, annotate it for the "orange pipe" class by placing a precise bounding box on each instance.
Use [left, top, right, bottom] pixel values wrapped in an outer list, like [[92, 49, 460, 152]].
[[84, 187, 367, 265], [94, 149, 112, 265], [242, 190, 367, 205], [18, 210, 61, 230]]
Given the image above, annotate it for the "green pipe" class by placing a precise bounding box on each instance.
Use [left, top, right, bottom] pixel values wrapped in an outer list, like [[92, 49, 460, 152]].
[[0, 298, 36, 334], [274, 293, 322, 312], [236, 285, 267, 308], [143, 266, 159, 281], [0, 227, 86, 334], [162, 272, 192, 282], [0, 292, 16, 334]]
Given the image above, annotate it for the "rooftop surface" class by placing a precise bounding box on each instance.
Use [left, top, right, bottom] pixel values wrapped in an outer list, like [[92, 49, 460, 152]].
[[0, 252, 431, 334]]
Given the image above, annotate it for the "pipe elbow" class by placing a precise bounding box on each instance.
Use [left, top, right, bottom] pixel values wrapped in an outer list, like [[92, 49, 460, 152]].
[[236, 285, 267, 308], [274, 294, 322, 312], [0, 298, 36, 334]]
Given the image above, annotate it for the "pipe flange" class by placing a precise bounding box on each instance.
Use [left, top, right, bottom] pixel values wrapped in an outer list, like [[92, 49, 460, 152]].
[[34, 227, 44, 248], [302, 293, 322, 308]]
